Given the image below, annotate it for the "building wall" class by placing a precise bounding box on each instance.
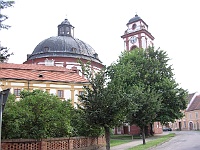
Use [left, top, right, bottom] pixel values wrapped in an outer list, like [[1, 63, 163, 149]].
[[114, 122, 163, 135], [170, 110, 200, 131], [0, 79, 85, 106], [153, 122, 163, 134]]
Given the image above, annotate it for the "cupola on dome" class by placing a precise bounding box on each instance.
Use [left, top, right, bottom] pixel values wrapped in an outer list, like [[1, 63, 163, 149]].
[[25, 18, 102, 64]]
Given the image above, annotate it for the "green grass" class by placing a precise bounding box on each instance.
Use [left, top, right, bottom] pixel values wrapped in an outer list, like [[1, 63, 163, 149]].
[[110, 134, 141, 147], [128, 133, 175, 150], [110, 139, 132, 147]]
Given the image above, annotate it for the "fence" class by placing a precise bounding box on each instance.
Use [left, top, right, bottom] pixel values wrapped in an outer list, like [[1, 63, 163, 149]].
[[1, 136, 105, 150]]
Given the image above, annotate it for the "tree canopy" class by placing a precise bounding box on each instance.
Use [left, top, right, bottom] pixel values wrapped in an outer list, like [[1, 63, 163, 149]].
[[0, 0, 14, 62], [2, 90, 74, 139], [0, 0, 15, 29], [78, 61, 129, 150], [109, 47, 188, 144]]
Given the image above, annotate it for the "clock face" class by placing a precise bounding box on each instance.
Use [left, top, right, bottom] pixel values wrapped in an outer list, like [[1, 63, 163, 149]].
[[130, 36, 137, 44]]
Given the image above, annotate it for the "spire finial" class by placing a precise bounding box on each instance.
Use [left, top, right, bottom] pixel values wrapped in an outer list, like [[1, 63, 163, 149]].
[[135, 12, 138, 17]]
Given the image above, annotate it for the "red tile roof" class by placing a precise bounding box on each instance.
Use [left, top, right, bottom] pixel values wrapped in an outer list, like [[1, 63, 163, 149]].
[[0, 63, 72, 72], [187, 95, 200, 111], [0, 63, 88, 83]]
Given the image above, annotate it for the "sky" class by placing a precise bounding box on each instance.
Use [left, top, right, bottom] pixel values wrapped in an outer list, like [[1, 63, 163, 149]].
[[1, 0, 200, 93]]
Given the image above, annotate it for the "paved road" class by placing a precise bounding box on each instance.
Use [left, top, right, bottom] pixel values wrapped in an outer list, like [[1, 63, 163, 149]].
[[151, 131, 200, 150], [99, 132, 169, 150]]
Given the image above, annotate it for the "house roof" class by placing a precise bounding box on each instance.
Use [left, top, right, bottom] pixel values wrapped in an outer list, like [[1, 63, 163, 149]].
[[187, 95, 200, 111], [0, 63, 88, 83], [188, 93, 196, 103]]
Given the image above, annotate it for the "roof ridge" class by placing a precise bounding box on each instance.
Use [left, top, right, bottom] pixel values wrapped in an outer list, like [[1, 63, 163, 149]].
[[0, 63, 72, 73]]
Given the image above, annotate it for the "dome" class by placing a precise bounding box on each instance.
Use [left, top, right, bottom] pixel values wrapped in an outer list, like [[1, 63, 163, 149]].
[[27, 36, 101, 63], [60, 18, 71, 25], [26, 18, 102, 64], [127, 14, 141, 25]]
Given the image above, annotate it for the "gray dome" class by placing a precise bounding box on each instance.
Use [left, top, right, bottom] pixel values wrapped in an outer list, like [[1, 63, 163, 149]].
[[27, 36, 101, 63], [127, 14, 141, 25], [60, 18, 71, 25]]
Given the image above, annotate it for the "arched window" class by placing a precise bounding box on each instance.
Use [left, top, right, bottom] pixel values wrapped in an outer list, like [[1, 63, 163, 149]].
[[132, 24, 137, 30], [130, 45, 137, 51]]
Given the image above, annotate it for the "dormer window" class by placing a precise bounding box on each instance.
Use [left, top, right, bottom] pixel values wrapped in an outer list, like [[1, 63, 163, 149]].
[[71, 47, 76, 51], [93, 53, 98, 58], [43, 47, 49, 52]]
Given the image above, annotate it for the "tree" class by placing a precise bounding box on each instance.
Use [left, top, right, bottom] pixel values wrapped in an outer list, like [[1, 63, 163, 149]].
[[109, 47, 188, 144], [2, 90, 74, 139], [0, 0, 14, 62], [71, 108, 103, 137], [78, 61, 129, 150], [0, 46, 13, 62], [0, 0, 14, 29]]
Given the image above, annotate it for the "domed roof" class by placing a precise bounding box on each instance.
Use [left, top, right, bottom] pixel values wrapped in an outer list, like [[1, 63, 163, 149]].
[[27, 36, 101, 63], [127, 14, 141, 25], [27, 18, 102, 64], [60, 18, 71, 25]]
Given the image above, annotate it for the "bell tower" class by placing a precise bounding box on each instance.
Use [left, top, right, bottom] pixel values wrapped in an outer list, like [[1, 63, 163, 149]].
[[121, 14, 154, 51]]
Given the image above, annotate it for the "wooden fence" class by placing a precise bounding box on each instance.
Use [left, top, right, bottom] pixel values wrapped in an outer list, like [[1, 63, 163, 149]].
[[1, 136, 105, 150]]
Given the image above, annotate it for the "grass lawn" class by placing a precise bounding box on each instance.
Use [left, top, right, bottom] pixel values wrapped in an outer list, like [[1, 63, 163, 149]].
[[110, 134, 141, 147], [128, 133, 175, 150]]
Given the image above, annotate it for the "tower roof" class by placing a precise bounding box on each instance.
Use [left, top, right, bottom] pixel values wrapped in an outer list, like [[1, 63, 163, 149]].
[[126, 14, 148, 27]]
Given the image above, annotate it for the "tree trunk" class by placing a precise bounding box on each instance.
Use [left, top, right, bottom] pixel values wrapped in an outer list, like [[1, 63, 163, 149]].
[[145, 125, 149, 136], [104, 126, 110, 150], [150, 123, 154, 136], [142, 126, 146, 145]]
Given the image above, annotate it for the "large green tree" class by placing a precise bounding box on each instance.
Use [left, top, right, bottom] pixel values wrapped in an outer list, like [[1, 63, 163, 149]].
[[2, 90, 74, 139], [0, 0, 14, 62], [109, 47, 187, 144], [78, 62, 129, 150]]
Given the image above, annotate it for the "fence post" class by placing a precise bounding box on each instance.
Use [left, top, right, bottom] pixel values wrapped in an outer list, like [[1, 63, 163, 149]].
[[69, 138, 73, 150], [40, 139, 47, 150]]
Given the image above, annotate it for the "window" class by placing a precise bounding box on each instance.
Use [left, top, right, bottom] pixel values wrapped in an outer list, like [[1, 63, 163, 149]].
[[130, 45, 137, 50], [57, 90, 64, 98], [79, 91, 85, 95], [117, 127, 121, 132], [189, 113, 192, 119], [196, 112, 198, 119], [132, 24, 137, 30], [43, 47, 49, 52], [14, 89, 21, 96], [184, 121, 186, 128]]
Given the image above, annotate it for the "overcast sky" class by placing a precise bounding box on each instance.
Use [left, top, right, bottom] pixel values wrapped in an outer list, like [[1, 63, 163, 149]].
[[1, 0, 200, 93]]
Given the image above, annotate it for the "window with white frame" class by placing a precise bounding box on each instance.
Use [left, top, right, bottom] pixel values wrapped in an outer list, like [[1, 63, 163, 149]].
[[117, 127, 121, 132], [79, 91, 85, 96], [14, 89, 21, 96], [57, 90, 64, 98]]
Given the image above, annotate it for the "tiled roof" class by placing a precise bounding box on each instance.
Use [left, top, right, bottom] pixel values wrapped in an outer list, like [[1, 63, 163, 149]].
[[188, 93, 196, 103], [0, 63, 72, 72], [0, 63, 88, 83], [187, 95, 200, 111]]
